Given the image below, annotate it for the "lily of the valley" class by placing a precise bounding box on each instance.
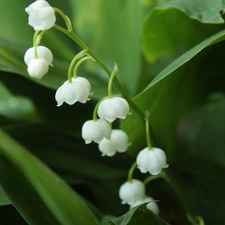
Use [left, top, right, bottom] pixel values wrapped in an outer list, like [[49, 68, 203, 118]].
[[98, 129, 129, 156], [136, 147, 168, 175], [24, 46, 53, 66], [82, 119, 111, 144], [24, 46, 53, 79], [119, 179, 145, 205], [27, 58, 49, 79], [25, 0, 56, 31], [55, 77, 91, 106], [97, 97, 130, 122], [130, 196, 159, 215]]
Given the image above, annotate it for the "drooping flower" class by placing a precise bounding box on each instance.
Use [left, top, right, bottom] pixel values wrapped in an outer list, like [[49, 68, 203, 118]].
[[27, 58, 49, 79], [119, 179, 145, 205], [24, 46, 53, 66], [25, 0, 56, 31], [136, 147, 169, 175], [97, 97, 130, 122], [55, 77, 91, 106], [82, 119, 111, 144], [130, 196, 159, 215], [98, 129, 129, 156]]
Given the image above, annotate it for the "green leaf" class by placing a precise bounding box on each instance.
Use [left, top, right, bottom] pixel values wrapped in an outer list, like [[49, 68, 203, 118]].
[[180, 92, 225, 168], [142, 6, 224, 62], [0, 185, 11, 206], [122, 29, 225, 157], [0, 130, 100, 225], [164, 0, 225, 24], [0, 81, 36, 120], [109, 204, 170, 225]]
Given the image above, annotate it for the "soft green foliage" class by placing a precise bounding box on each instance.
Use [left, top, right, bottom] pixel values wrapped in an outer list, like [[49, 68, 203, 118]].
[[0, 0, 225, 224], [109, 204, 170, 225]]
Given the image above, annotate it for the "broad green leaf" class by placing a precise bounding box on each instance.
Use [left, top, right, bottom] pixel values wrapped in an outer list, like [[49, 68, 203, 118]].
[[0, 130, 100, 225], [109, 204, 170, 225], [142, 7, 224, 62], [164, 0, 225, 23], [0, 185, 11, 206], [0, 81, 36, 120], [180, 92, 225, 168], [70, 0, 143, 95], [122, 29, 225, 157]]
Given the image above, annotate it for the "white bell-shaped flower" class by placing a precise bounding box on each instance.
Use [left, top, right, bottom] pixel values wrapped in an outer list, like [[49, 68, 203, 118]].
[[82, 119, 111, 144], [97, 97, 130, 122], [130, 196, 159, 215], [136, 147, 169, 175], [24, 46, 53, 66], [119, 179, 145, 205], [27, 58, 49, 79], [98, 129, 129, 156], [25, 0, 56, 31], [55, 77, 91, 106]]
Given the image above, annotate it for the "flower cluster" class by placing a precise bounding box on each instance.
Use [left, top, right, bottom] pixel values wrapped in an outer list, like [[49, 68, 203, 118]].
[[24, 0, 169, 218], [81, 96, 130, 156], [119, 179, 159, 215]]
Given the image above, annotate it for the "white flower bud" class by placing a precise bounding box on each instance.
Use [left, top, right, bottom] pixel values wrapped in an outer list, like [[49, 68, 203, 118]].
[[24, 46, 53, 66], [136, 147, 169, 175], [98, 129, 129, 156], [55, 77, 91, 106], [82, 119, 111, 144], [25, 0, 56, 31], [27, 58, 49, 79], [119, 179, 145, 205], [97, 97, 130, 122], [130, 196, 159, 215]]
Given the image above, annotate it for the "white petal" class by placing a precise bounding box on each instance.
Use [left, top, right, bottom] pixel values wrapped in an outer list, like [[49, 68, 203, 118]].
[[24, 46, 53, 65], [111, 130, 129, 153], [119, 179, 145, 205], [82, 119, 111, 144], [27, 58, 48, 78], [136, 148, 149, 173], [99, 138, 117, 157]]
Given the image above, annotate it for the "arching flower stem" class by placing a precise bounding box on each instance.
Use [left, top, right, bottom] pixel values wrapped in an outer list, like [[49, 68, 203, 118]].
[[33, 30, 45, 58], [143, 171, 168, 185], [53, 24, 144, 121], [67, 49, 88, 83], [92, 97, 108, 121], [54, 8, 73, 32], [108, 63, 118, 98], [145, 111, 153, 150], [73, 56, 93, 78], [128, 162, 137, 183]]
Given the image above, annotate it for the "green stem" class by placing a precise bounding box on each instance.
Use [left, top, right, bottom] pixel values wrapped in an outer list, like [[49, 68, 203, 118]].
[[145, 111, 152, 150], [33, 31, 41, 58], [73, 56, 93, 78], [187, 214, 205, 225], [108, 63, 118, 98], [67, 50, 88, 82], [128, 162, 137, 183], [92, 97, 108, 121], [52, 25, 144, 121], [143, 171, 167, 185], [54, 8, 73, 32]]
